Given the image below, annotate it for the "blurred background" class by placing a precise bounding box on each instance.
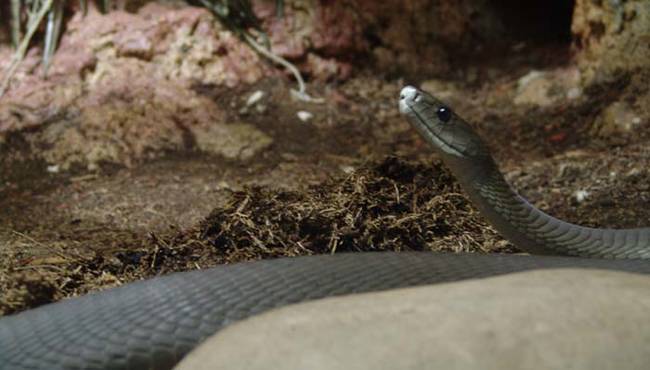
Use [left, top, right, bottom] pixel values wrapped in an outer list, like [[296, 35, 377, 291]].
[[1, 0, 649, 315]]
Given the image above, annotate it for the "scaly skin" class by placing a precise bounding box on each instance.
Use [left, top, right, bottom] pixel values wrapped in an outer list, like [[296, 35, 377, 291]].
[[2, 253, 650, 370], [1, 87, 649, 370], [399, 85, 650, 259]]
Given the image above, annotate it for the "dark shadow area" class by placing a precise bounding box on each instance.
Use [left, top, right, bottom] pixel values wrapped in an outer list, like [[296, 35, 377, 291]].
[[0, 2, 12, 44], [448, 0, 576, 81], [492, 0, 575, 44]]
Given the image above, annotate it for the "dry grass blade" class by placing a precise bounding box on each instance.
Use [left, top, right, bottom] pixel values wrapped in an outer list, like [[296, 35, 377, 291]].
[[0, 0, 54, 98], [101, 0, 113, 13], [243, 32, 321, 103], [199, 0, 318, 102], [11, 0, 22, 47], [43, 0, 64, 76]]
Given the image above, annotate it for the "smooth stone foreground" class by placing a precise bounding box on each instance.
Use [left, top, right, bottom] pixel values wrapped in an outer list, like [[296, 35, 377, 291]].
[[175, 269, 650, 370]]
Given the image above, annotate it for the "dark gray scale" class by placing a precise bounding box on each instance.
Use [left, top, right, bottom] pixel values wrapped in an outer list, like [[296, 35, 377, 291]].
[[399, 85, 650, 260], [2, 252, 650, 370]]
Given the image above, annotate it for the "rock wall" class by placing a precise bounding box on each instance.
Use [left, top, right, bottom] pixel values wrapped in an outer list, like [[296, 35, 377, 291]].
[[1, 0, 590, 81], [253, 0, 537, 78], [0, 3, 271, 170], [572, 0, 650, 83], [1, 0, 648, 169]]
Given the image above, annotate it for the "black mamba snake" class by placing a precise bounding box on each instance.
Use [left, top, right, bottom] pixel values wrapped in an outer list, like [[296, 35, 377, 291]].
[[398, 86, 650, 259], [0, 86, 648, 370]]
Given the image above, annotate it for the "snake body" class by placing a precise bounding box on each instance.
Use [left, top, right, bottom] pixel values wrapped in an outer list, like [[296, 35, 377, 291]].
[[0, 86, 649, 370], [2, 253, 650, 370], [398, 86, 650, 259]]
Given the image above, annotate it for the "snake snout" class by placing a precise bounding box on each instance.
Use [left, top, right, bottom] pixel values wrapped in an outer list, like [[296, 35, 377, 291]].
[[399, 86, 419, 114], [400, 86, 419, 103]]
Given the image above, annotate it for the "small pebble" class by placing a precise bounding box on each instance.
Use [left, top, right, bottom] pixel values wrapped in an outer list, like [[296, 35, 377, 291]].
[[297, 111, 313, 122], [574, 190, 590, 203], [566, 87, 582, 100], [246, 90, 265, 106], [340, 165, 355, 174]]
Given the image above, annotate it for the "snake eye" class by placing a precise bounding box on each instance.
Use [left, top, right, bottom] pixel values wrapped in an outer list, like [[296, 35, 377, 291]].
[[436, 107, 452, 123]]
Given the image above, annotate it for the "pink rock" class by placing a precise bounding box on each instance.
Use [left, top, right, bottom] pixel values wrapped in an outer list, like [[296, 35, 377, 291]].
[[311, 4, 366, 56]]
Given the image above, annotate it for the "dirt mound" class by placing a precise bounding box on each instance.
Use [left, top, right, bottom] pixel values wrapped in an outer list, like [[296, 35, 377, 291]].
[[152, 157, 508, 268], [0, 157, 509, 316]]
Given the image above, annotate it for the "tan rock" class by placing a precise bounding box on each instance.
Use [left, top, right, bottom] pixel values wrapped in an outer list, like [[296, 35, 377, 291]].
[[0, 4, 269, 169], [593, 101, 643, 137], [513, 67, 582, 107], [193, 122, 273, 161], [572, 0, 650, 83], [176, 269, 650, 370]]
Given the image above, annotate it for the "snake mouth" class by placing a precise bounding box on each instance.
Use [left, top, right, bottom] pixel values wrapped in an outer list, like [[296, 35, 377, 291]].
[[400, 99, 465, 158]]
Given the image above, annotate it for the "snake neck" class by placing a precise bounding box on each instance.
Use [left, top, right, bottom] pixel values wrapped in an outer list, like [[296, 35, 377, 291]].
[[447, 156, 650, 259]]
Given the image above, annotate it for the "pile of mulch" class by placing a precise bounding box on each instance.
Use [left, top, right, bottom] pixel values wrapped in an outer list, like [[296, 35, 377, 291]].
[[1, 157, 511, 315], [119, 156, 510, 272]]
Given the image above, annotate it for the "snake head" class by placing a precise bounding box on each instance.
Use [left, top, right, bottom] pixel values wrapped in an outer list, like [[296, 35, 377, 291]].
[[399, 86, 490, 160]]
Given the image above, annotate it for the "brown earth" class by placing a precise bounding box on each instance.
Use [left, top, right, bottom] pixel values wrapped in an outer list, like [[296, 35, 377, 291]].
[[1, 1, 650, 317]]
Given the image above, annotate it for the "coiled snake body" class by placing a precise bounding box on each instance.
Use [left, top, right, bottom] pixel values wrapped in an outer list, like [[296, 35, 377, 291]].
[[1, 86, 648, 370]]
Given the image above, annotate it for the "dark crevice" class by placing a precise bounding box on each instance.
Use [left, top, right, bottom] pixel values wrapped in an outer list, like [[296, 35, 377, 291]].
[[492, 0, 576, 44]]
